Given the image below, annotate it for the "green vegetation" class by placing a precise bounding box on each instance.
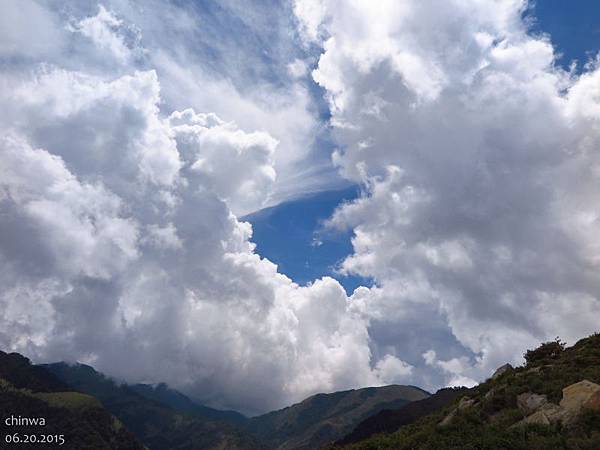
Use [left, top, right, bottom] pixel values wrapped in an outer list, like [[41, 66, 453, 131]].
[[246, 385, 429, 449], [524, 337, 566, 366], [333, 332, 600, 450], [46, 362, 430, 450], [34, 391, 103, 411], [0, 351, 145, 450], [44, 362, 263, 450], [8, 333, 598, 450]]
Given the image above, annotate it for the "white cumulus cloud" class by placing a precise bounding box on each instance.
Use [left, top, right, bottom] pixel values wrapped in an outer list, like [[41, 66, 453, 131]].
[[297, 0, 600, 388], [0, 1, 401, 415]]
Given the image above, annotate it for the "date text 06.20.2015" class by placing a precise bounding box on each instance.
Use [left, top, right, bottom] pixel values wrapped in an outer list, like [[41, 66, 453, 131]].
[[4, 433, 66, 446]]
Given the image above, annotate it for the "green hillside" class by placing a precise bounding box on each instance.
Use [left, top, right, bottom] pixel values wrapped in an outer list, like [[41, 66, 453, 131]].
[[246, 385, 429, 449], [130, 382, 246, 425], [44, 362, 262, 450], [332, 333, 600, 450], [45, 361, 429, 449], [0, 351, 145, 450]]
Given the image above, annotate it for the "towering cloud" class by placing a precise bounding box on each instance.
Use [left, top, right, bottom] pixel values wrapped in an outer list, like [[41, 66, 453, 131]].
[[0, 1, 413, 415], [296, 0, 600, 387], [3, 0, 600, 415]]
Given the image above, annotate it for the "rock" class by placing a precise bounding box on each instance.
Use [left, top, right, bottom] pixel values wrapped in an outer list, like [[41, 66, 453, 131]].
[[438, 408, 457, 427], [512, 381, 600, 428], [559, 380, 600, 425], [583, 391, 600, 411], [538, 403, 563, 423], [458, 396, 476, 411], [438, 396, 478, 427], [560, 380, 600, 410], [438, 396, 476, 428], [491, 363, 513, 380], [511, 403, 561, 428], [523, 410, 551, 425], [517, 392, 548, 415], [484, 388, 496, 401]]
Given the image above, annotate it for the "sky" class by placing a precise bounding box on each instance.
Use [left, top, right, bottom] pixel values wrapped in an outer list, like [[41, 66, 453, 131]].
[[2, 0, 600, 417], [246, 186, 370, 294], [249, 0, 600, 293]]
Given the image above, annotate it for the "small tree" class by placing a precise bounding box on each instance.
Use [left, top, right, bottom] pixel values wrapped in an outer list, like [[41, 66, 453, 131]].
[[524, 337, 565, 365]]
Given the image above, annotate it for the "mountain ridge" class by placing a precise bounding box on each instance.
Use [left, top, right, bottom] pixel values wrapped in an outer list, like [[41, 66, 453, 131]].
[[245, 384, 429, 449], [42, 361, 428, 449], [331, 332, 600, 449], [43, 361, 261, 450], [336, 386, 467, 445], [130, 382, 247, 425]]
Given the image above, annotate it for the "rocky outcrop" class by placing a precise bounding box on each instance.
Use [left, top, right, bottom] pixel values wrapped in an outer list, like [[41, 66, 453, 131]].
[[560, 380, 600, 411], [458, 396, 476, 410], [517, 392, 548, 415], [514, 380, 600, 427], [519, 403, 562, 426], [491, 363, 513, 380], [559, 380, 600, 424], [438, 409, 457, 427], [438, 397, 476, 427], [583, 391, 600, 410]]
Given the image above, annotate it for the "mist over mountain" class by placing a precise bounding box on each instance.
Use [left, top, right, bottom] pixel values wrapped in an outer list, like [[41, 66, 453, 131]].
[[3, 1, 600, 449], [244, 384, 429, 449], [0, 351, 145, 450], [44, 362, 261, 450], [130, 382, 247, 425], [3, 333, 600, 449], [38, 358, 428, 449]]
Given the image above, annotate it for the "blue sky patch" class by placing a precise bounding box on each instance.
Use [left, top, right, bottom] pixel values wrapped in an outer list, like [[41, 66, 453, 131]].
[[245, 186, 372, 295], [528, 0, 600, 71]]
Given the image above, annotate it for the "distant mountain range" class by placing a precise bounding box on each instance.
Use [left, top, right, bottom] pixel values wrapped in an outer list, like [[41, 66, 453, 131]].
[[43, 362, 261, 450], [129, 382, 247, 425], [336, 386, 468, 446], [3, 332, 599, 449], [0, 352, 429, 449], [244, 384, 428, 449]]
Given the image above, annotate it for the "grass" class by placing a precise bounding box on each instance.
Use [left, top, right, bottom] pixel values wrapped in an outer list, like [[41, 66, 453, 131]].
[[1, 375, 102, 411], [332, 332, 600, 450], [34, 391, 102, 411]]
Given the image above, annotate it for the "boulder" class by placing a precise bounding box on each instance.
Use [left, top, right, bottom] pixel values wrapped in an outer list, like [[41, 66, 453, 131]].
[[522, 410, 550, 426], [517, 392, 548, 415], [583, 390, 600, 411], [511, 381, 600, 428], [491, 363, 513, 380], [560, 380, 600, 411], [538, 403, 563, 423], [512, 403, 562, 428], [559, 380, 600, 424]]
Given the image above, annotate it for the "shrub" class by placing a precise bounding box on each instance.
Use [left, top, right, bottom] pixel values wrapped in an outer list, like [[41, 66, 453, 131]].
[[524, 337, 565, 365]]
